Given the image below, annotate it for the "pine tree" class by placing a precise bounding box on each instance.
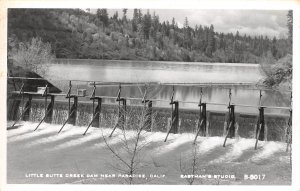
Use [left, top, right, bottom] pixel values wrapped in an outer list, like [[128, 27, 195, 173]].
[[184, 17, 189, 29], [122, 9, 128, 23], [183, 17, 192, 49], [151, 12, 159, 40], [171, 17, 176, 29], [132, 9, 139, 32], [138, 9, 143, 24], [235, 31, 239, 41], [166, 21, 170, 37], [205, 24, 215, 57], [113, 11, 118, 21], [96, 9, 109, 27], [142, 10, 152, 40], [271, 37, 278, 58]]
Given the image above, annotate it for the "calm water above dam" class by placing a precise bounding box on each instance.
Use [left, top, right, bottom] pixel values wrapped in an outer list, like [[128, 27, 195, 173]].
[[45, 59, 290, 114]]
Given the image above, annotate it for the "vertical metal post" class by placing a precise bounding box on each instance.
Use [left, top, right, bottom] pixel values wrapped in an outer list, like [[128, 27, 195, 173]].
[[109, 84, 126, 137], [199, 103, 207, 135], [194, 102, 207, 144], [58, 81, 75, 133], [170, 86, 175, 131], [198, 88, 206, 136], [228, 105, 235, 138], [21, 80, 25, 116], [121, 98, 127, 129], [34, 95, 55, 131], [164, 86, 179, 142], [83, 97, 102, 135], [117, 84, 122, 124], [92, 82, 96, 118], [171, 101, 179, 134], [109, 98, 126, 137], [45, 95, 55, 123], [259, 90, 262, 106], [255, 106, 265, 149], [44, 83, 48, 115], [68, 96, 78, 126], [146, 100, 153, 131], [142, 84, 148, 106], [258, 91, 264, 141], [223, 89, 235, 147], [228, 88, 232, 105], [254, 90, 265, 149], [68, 81, 72, 113], [58, 94, 78, 133], [92, 98, 102, 127]]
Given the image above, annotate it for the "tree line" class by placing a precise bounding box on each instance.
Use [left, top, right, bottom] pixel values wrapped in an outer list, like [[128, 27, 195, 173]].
[[8, 9, 292, 63]]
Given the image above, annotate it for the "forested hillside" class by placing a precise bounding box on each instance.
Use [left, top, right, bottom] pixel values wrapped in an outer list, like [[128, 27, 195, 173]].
[[8, 9, 291, 63]]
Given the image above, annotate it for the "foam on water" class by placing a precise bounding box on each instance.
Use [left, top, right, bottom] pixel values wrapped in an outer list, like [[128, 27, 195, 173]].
[[48, 128, 108, 151], [7, 121, 31, 138], [152, 133, 194, 155], [88, 128, 137, 150], [250, 141, 286, 162], [197, 136, 225, 154], [7, 122, 289, 163], [210, 138, 255, 163], [7, 122, 62, 142], [140, 131, 166, 146], [23, 124, 82, 148]]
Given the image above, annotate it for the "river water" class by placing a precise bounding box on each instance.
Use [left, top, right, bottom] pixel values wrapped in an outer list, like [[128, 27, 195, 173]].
[[45, 59, 290, 114]]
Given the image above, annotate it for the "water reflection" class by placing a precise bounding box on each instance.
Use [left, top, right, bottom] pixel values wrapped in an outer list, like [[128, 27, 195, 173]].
[[46, 59, 290, 115], [49, 59, 264, 84]]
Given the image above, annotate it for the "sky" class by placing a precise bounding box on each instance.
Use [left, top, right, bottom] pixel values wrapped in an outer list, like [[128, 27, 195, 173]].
[[104, 9, 289, 39]]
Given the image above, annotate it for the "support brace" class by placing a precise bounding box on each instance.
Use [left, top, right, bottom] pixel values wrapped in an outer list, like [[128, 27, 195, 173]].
[[109, 84, 127, 137], [67, 96, 78, 125], [164, 101, 179, 142], [109, 98, 127, 137], [254, 90, 265, 149], [254, 107, 265, 149], [83, 97, 102, 135], [45, 95, 55, 123], [223, 104, 235, 147], [193, 103, 207, 144], [58, 95, 78, 133], [34, 95, 55, 131], [92, 98, 102, 127]]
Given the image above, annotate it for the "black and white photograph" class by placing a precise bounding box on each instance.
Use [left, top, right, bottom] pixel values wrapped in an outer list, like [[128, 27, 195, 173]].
[[5, 6, 294, 186]]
